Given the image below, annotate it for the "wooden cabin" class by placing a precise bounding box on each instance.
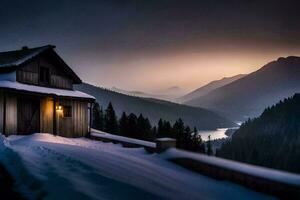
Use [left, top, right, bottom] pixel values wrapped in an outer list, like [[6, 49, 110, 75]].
[[0, 45, 95, 137]]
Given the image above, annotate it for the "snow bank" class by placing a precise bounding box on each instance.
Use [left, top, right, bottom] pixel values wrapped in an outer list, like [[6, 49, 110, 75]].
[[0, 80, 95, 99], [2, 133, 274, 200], [0, 135, 45, 199]]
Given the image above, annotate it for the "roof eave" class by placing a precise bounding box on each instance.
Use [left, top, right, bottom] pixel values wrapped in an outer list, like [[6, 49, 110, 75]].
[[0, 86, 95, 102]]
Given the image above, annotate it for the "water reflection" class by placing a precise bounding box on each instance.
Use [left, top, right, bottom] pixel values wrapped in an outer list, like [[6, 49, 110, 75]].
[[198, 128, 228, 141]]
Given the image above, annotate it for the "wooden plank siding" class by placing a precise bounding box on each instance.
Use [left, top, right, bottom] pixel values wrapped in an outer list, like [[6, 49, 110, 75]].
[[40, 97, 54, 133], [0, 91, 89, 137], [16, 53, 73, 90], [5, 94, 17, 135], [51, 75, 73, 90], [16, 71, 39, 84], [0, 90, 3, 133], [57, 99, 89, 137]]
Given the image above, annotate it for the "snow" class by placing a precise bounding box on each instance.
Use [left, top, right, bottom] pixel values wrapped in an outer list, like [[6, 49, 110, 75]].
[[0, 80, 95, 99], [0, 133, 275, 200], [0, 46, 48, 68], [162, 148, 300, 187], [156, 138, 176, 142], [91, 129, 156, 148]]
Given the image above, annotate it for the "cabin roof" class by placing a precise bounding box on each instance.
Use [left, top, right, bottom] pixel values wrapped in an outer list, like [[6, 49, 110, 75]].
[[0, 80, 95, 100], [0, 45, 82, 84]]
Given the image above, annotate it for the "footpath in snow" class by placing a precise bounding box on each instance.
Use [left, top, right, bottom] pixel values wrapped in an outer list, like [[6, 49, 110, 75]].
[[0, 133, 275, 200]]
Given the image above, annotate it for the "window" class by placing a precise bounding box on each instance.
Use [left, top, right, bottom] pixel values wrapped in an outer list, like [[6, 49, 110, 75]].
[[63, 106, 72, 118], [40, 67, 50, 84]]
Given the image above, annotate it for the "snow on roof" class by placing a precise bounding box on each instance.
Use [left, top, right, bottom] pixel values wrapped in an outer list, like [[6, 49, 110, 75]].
[[0, 45, 52, 68], [91, 129, 156, 148], [0, 80, 95, 100]]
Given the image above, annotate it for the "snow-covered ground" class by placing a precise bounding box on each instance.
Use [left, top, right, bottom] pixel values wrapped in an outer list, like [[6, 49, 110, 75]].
[[0, 133, 275, 200]]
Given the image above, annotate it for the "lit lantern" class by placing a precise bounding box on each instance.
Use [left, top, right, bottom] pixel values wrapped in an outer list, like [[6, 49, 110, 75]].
[[56, 104, 63, 111]]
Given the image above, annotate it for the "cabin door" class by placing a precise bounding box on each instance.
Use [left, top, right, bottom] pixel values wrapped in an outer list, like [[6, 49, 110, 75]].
[[17, 98, 40, 134]]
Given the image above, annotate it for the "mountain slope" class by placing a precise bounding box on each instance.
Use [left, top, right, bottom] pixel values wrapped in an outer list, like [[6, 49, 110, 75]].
[[75, 83, 235, 129], [216, 94, 300, 173], [111, 87, 173, 101], [185, 56, 300, 120], [156, 86, 187, 99], [179, 74, 246, 102]]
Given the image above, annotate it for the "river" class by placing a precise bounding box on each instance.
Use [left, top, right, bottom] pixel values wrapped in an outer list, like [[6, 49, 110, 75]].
[[198, 128, 229, 141]]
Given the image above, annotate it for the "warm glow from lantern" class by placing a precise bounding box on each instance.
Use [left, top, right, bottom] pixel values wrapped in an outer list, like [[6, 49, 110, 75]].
[[56, 105, 63, 111]]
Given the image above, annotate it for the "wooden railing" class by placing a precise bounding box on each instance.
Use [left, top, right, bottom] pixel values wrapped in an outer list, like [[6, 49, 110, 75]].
[[163, 149, 300, 199]]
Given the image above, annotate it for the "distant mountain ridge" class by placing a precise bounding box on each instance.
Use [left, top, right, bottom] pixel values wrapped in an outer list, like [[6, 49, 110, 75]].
[[153, 86, 187, 101], [111, 87, 173, 101], [111, 86, 186, 102], [179, 74, 246, 102], [184, 56, 300, 120], [75, 83, 236, 129]]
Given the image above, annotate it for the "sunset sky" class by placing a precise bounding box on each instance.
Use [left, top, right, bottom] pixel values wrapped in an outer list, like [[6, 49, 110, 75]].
[[0, 0, 299, 93]]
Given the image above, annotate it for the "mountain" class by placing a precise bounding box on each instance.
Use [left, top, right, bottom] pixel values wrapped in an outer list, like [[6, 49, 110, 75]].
[[75, 83, 236, 129], [184, 56, 300, 121], [153, 86, 187, 102], [179, 74, 246, 102], [111, 87, 172, 101], [216, 94, 300, 173], [160, 86, 186, 96]]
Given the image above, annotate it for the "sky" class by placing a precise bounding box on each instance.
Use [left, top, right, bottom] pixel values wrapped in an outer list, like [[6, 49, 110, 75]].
[[0, 0, 299, 93]]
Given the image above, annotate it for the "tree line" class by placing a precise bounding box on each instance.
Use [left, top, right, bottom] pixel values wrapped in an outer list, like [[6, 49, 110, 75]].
[[92, 101, 211, 154], [216, 94, 300, 173]]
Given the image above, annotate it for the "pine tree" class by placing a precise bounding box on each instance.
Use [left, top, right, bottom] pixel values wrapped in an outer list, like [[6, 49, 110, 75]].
[[173, 118, 185, 148], [104, 102, 118, 134], [127, 113, 138, 138], [137, 114, 145, 132], [152, 126, 157, 136], [183, 126, 191, 149], [137, 114, 153, 140], [157, 119, 163, 137], [92, 102, 104, 130], [143, 117, 153, 140], [164, 121, 172, 137], [191, 126, 198, 150], [191, 127, 205, 153], [193, 127, 198, 141], [206, 135, 213, 156], [119, 112, 128, 136]]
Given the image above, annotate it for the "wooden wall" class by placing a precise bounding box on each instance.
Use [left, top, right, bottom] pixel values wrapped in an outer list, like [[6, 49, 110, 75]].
[[0, 91, 19, 135], [51, 75, 73, 90], [57, 99, 89, 137], [16, 53, 73, 89], [0, 90, 3, 133], [39, 56, 73, 89], [0, 91, 89, 137], [5, 94, 17, 135], [40, 97, 54, 133], [16, 61, 39, 85]]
